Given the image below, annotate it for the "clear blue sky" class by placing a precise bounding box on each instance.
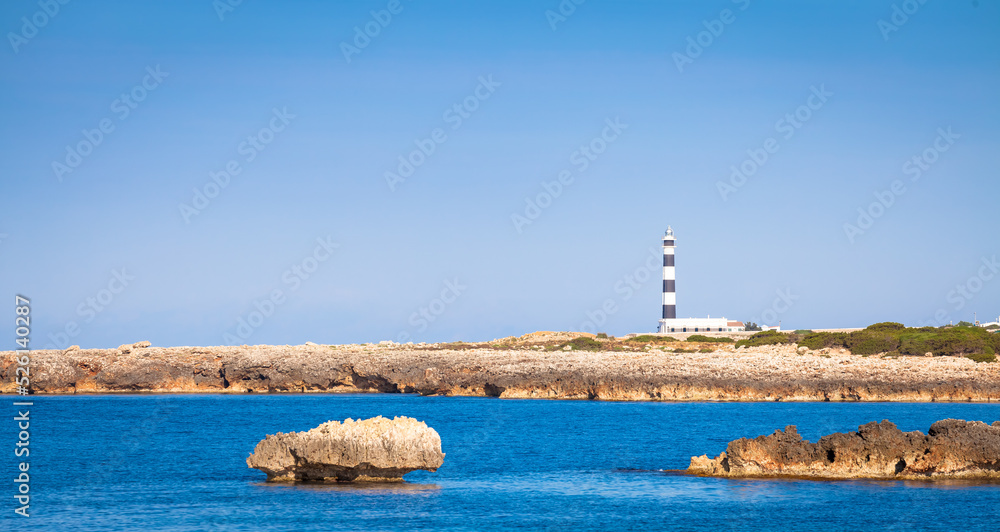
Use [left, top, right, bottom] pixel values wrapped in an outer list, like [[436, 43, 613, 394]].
[[2, 0, 998, 348]]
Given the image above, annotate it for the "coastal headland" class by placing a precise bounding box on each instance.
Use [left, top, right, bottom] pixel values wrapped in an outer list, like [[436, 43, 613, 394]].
[[3, 331, 998, 401]]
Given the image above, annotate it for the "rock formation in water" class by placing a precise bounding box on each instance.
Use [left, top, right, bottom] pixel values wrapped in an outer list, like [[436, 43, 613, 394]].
[[688, 418, 1000, 480], [246, 416, 445, 482]]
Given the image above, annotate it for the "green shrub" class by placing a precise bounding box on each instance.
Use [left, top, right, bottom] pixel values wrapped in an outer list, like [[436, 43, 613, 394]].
[[685, 335, 734, 343], [737, 323, 999, 357], [865, 322, 906, 332], [797, 332, 848, 350], [793, 329, 813, 335], [596, 333, 609, 339], [967, 352, 997, 363], [896, 326, 992, 357], [735, 331, 791, 348], [628, 335, 677, 343], [896, 331, 935, 356], [942, 328, 987, 355], [562, 337, 603, 351], [845, 331, 900, 355]]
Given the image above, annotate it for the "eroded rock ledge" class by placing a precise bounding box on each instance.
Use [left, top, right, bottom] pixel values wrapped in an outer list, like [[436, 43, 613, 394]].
[[689, 419, 1000, 480], [247, 416, 445, 482], [2, 341, 999, 401]]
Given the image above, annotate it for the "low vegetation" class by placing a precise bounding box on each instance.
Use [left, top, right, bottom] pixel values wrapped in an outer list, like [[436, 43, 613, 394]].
[[685, 335, 734, 343], [845, 330, 900, 355], [967, 352, 997, 363], [798, 331, 848, 350], [865, 322, 906, 332], [794, 322, 998, 361], [627, 335, 677, 343], [551, 337, 604, 352], [421, 323, 997, 362], [734, 330, 792, 348]]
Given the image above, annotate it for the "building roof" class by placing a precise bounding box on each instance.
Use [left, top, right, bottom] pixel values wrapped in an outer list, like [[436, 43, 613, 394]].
[[727, 321, 744, 327]]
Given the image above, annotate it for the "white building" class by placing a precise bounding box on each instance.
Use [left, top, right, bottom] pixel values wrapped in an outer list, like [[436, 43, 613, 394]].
[[659, 317, 746, 333], [656, 226, 745, 334]]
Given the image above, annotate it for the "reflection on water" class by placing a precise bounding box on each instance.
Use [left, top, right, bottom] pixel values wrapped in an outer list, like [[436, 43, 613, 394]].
[[253, 481, 442, 494], [657, 470, 1000, 489]]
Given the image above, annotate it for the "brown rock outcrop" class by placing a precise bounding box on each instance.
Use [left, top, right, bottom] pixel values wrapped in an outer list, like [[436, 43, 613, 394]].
[[689, 419, 1000, 480], [246, 416, 445, 482]]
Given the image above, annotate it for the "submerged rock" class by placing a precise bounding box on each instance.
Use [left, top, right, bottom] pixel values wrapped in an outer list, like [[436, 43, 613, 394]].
[[247, 416, 445, 482], [689, 419, 1000, 480]]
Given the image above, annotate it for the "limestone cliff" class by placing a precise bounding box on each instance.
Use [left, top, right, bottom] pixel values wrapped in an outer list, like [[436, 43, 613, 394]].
[[2, 340, 998, 402]]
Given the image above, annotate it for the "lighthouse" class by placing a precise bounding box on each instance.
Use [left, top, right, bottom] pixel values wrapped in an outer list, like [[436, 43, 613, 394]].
[[657, 226, 745, 334], [662, 226, 676, 319]]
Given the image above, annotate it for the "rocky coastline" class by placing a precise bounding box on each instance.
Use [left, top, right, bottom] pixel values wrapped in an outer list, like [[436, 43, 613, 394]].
[[2, 334, 998, 401], [688, 419, 1000, 480]]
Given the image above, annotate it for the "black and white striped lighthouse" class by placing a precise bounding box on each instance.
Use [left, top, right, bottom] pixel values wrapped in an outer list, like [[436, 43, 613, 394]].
[[662, 226, 676, 319]]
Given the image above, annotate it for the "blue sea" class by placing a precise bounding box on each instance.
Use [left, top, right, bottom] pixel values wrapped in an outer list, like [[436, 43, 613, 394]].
[[3, 395, 999, 531]]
